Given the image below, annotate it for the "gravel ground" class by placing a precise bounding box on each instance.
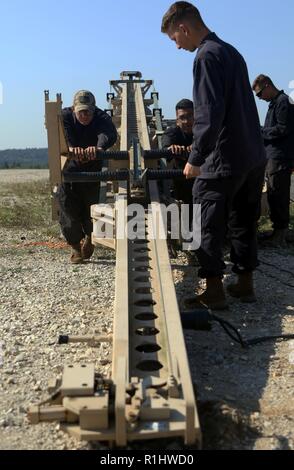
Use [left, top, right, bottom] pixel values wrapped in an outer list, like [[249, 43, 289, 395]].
[[174, 249, 294, 450], [0, 170, 293, 450], [0, 228, 115, 450]]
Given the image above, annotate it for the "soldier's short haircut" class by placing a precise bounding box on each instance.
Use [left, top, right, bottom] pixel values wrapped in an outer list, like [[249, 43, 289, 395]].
[[176, 99, 194, 111], [161, 1, 204, 33], [252, 74, 274, 90]]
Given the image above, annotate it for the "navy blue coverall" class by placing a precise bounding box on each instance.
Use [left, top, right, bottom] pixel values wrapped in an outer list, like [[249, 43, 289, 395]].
[[58, 107, 117, 245], [262, 91, 294, 230], [162, 125, 194, 213], [188, 33, 266, 279]]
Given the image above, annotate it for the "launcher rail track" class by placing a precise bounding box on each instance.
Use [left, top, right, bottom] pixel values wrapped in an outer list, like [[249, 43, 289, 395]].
[[28, 71, 201, 448]]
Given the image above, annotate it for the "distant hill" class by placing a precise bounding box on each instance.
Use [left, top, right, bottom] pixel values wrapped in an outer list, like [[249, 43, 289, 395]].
[[0, 148, 48, 169]]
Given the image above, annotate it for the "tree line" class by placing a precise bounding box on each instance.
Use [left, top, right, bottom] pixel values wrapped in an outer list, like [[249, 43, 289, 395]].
[[0, 148, 48, 169]]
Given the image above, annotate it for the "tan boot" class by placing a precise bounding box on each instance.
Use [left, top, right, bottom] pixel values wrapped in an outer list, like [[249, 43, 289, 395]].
[[70, 244, 83, 264], [184, 277, 228, 311], [227, 272, 256, 303], [81, 235, 95, 260]]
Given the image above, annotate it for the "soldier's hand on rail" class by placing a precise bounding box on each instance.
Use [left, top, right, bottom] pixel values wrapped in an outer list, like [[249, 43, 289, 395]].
[[187, 145, 193, 153], [68, 147, 76, 159], [168, 145, 187, 157], [184, 163, 201, 179], [84, 146, 97, 160], [69, 147, 86, 162]]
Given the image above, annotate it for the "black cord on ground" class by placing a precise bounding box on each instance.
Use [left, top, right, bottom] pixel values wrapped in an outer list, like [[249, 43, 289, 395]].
[[257, 268, 294, 289], [212, 312, 294, 348], [260, 259, 294, 279], [245, 334, 294, 346], [210, 313, 247, 348], [181, 309, 294, 349]]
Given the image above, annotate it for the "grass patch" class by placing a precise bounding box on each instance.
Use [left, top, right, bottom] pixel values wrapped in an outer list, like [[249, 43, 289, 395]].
[[0, 180, 58, 234]]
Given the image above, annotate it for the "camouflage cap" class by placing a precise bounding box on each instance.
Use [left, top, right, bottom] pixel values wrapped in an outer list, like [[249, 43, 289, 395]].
[[73, 90, 96, 113]]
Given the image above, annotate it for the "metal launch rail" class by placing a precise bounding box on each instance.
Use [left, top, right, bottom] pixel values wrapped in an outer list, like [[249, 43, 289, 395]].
[[28, 71, 201, 448]]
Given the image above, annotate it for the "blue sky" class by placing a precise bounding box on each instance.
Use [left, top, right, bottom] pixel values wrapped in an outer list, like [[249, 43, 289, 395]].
[[0, 0, 293, 149]]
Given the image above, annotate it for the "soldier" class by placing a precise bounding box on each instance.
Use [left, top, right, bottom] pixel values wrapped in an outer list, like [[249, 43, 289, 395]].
[[253, 75, 294, 247], [161, 2, 266, 309], [162, 98, 194, 203], [58, 90, 117, 264], [162, 99, 196, 263]]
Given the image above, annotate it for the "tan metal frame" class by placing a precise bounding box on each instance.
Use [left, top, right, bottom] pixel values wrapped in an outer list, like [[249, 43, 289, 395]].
[[29, 74, 201, 448], [44, 91, 68, 220]]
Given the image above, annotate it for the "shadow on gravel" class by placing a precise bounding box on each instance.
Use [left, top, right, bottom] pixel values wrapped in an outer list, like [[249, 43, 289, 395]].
[[173, 243, 294, 450], [90, 259, 116, 266], [197, 400, 258, 450]]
